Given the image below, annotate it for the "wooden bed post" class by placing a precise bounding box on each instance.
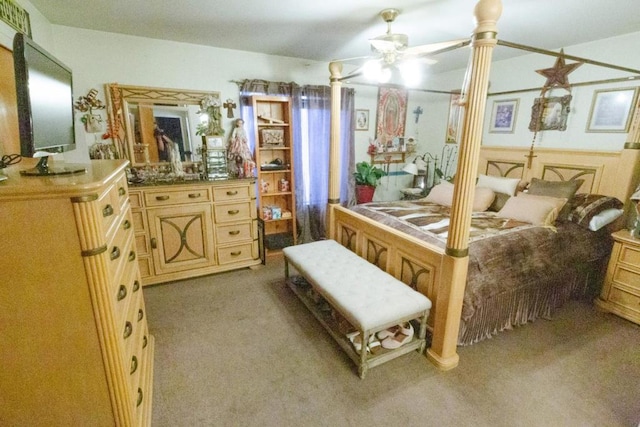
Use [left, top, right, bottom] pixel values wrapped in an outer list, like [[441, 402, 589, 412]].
[[327, 61, 344, 237], [426, 0, 503, 370]]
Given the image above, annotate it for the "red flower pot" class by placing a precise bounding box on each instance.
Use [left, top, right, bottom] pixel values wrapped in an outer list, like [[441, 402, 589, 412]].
[[356, 185, 376, 204]]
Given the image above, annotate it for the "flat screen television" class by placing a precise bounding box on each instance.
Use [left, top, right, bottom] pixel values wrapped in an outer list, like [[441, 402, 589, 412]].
[[13, 32, 85, 176]]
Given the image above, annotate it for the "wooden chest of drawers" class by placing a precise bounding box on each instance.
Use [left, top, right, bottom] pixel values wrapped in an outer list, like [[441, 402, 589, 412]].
[[0, 160, 154, 426], [129, 179, 260, 285], [595, 230, 640, 325]]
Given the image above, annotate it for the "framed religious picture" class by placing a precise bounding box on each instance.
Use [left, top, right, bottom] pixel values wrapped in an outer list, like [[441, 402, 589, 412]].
[[445, 90, 463, 143], [528, 95, 572, 132], [375, 86, 408, 148], [489, 98, 519, 133], [355, 109, 369, 131], [587, 88, 638, 132]]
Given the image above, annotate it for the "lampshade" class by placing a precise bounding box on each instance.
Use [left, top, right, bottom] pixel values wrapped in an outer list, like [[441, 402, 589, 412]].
[[403, 162, 418, 175]]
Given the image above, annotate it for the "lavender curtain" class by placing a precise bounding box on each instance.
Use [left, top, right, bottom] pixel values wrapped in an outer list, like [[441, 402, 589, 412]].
[[237, 79, 355, 243]]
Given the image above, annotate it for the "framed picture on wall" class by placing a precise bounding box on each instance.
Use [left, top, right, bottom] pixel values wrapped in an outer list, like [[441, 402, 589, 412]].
[[355, 109, 369, 131], [586, 88, 638, 132], [528, 95, 572, 132], [205, 135, 224, 148], [375, 86, 408, 147], [489, 99, 519, 133]]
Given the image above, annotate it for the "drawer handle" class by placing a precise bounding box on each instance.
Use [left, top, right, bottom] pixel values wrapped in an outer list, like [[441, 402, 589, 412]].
[[118, 187, 126, 196], [188, 193, 201, 198], [123, 321, 133, 339], [123, 219, 131, 230], [117, 285, 127, 301], [110, 246, 121, 261], [229, 230, 240, 236], [150, 238, 157, 249], [155, 195, 170, 201], [133, 280, 140, 292], [138, 309, 144, 322], [137, 388, 143, 407], [230, 251, 241, 256], [130, 355, 138, 375], [226, 190, 238, 196], [103, 204, 114, 217], [128, 251, 136, 262], [228, 209, 239, 215], [143, 335, 148, 348]]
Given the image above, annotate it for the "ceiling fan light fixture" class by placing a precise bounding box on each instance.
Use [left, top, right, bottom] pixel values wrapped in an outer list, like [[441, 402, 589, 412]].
[[399, 60, 422, 86]]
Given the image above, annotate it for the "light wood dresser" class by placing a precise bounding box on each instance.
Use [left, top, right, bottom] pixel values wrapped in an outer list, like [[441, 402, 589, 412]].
[[596, 230, 640, 325], [0, 159, 154, 426], [128, 178, 260, 285]]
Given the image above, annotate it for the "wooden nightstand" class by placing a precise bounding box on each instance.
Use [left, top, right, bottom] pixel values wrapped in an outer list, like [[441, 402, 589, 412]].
[[595, 230, 640, 325]]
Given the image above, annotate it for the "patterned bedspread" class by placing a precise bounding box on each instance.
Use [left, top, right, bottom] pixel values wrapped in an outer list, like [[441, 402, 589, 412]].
[[351, 200, 613, 345]]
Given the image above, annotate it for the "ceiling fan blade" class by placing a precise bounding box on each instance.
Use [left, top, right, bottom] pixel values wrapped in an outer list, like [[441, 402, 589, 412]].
[[403, 38, 470, 56]]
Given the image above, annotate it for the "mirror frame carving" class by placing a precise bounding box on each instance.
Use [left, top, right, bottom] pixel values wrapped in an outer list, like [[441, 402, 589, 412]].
[[105, 83, 221, 167]]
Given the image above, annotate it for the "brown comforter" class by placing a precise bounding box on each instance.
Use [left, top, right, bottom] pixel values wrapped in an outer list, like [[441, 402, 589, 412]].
[[351, 200, 613, 345]]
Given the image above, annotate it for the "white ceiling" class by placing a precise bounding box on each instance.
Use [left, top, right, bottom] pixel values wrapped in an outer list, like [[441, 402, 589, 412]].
[[28, 0, 640, 73]]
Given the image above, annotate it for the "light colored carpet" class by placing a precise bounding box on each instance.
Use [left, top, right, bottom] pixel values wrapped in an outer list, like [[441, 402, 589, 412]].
[[144, 255, 640, 427]]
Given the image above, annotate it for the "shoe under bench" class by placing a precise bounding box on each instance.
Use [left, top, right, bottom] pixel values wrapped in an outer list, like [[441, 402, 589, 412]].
[[282, 239, 432, 378]]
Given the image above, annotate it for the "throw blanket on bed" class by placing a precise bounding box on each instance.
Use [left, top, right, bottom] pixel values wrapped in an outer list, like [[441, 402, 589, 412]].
[[351, 200, 613, 345]]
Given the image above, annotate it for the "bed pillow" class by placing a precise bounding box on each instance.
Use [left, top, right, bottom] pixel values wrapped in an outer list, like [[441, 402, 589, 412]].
[[497, 193, 567, 226], [567, 193, 624, 228], [527, 178, 584, 221], [426, 181, 496, 211], [425, 181, 454, 206], [488, 192, 511, 212], [588, 208, 624, 231], [477, 174, 521, 196]]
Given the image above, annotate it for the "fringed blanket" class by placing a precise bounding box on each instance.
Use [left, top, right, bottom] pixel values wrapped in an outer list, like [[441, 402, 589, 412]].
[[351, 200, 613, 345]]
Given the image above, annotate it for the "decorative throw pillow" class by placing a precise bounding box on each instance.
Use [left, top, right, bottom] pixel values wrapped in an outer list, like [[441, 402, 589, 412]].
[[527, 178, 584, 221], [516, 191, 568, 214], [488, 192, 511, 212], [567, 193, 624, 228], [497, 195, 560, 226], [426, 181, 496, 211], [425, 181, 454, 206], [476, 174, 521, 196]]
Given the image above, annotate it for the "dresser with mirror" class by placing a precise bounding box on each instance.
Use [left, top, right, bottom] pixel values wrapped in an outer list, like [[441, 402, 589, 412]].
[[106, 84, 261, 286]]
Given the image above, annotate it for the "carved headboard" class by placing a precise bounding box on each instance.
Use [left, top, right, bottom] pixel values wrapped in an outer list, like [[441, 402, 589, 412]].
[[478, 146, 640, 203]]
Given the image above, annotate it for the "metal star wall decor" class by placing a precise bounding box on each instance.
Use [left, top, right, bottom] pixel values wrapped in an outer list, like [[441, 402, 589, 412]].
[[535, 49, 582, 91]]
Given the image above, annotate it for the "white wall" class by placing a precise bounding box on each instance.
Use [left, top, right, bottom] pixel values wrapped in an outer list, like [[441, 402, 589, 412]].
[[5, 1, 640, 199]]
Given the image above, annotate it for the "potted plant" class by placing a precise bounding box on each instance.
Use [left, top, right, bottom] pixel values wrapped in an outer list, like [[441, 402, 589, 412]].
[[354, 161, 386, 203]]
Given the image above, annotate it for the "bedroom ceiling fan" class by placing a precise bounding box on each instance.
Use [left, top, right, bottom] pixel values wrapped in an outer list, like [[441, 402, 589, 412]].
[[340, 8, 469, 84]]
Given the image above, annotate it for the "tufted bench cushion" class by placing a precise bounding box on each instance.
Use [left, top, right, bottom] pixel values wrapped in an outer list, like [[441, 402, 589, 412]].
[[283, 239, 431, 333]]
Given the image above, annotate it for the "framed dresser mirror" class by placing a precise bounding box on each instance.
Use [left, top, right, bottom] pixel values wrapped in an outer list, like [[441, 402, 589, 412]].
[[106, 83, 221, 168]]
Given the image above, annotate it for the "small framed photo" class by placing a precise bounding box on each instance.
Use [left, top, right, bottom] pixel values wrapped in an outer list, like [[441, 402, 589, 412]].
[[204, 135, 224, 148], [489, 99, 519, 133], [587, 88, 638, 132], [356, 109, 369, 131], [528, 95, 572, 132]]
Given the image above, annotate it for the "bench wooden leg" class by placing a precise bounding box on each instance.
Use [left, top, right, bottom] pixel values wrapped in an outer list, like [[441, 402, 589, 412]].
[[358, 330, 370, 379], [284, 257, 290, 279], [417, 311, 428, 353]]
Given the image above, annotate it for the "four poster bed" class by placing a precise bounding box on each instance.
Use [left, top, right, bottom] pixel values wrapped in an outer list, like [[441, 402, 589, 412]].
[[326, 0, 640, 370]]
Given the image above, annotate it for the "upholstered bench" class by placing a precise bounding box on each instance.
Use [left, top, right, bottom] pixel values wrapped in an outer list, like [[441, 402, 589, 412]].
[[283, 239, 432, 378]]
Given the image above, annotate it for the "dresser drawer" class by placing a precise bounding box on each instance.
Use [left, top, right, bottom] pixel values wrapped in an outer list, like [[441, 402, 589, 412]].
[[129, 190, 144, 209], [113, 252, 141, 328], [99, 182, 124, 237], [217, 242, 255, 264], [618, 244, 640, 272], [212, 185, 250, 202], [214, 201, 252, 223], [131, 209, 147, 234], [144, 188, 211, 207], [216, 222, 253, 244], [609, 287, 640, 315], [137, 257, 154, 280], [612, 264, 640, 291], [115, 173, 129, 210], [107, 215, 135, 280]]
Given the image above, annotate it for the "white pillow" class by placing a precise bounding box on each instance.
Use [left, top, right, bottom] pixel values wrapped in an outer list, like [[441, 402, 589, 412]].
[[588, 208, 624, 231], [477, 174, 521, 196]]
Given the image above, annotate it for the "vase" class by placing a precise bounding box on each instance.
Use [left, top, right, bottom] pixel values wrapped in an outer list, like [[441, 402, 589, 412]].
[[356, 185, 376, 204]]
